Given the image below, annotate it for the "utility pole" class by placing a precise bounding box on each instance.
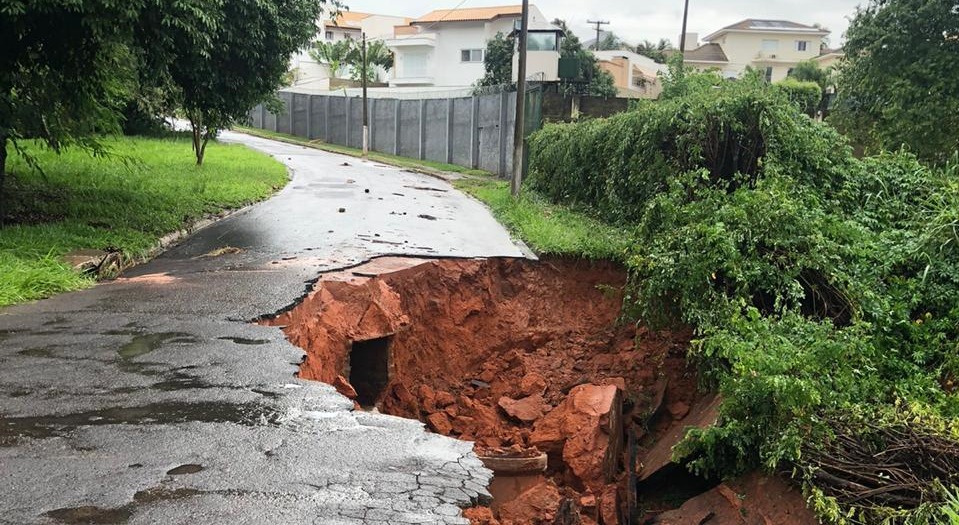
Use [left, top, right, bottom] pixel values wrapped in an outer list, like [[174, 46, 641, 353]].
[[587, 19, 609, 50], [510, 0, 529, 197], [679, 0, 690, 53], [361, 32, 369, 158]]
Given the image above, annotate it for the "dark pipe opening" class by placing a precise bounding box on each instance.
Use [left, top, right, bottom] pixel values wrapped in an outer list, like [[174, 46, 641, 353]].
[[348, 337, 391, 407]]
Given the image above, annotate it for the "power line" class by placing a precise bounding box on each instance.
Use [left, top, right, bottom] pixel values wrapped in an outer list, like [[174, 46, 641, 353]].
[[587, 19, 610, 50]]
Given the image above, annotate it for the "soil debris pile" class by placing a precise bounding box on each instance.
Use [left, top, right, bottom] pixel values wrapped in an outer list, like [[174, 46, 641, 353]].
[[267, 257, 805, 523]]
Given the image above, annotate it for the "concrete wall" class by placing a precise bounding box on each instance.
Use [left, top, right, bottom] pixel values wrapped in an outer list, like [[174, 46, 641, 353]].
[[249, 90, 543, 177]]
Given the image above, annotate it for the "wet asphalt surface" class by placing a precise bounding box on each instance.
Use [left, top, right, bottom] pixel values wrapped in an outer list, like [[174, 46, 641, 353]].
[[0, 131, 527, 524]]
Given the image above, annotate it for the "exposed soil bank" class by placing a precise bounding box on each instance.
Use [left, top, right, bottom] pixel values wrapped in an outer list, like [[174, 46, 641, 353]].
[[264, 256, 812, 524]]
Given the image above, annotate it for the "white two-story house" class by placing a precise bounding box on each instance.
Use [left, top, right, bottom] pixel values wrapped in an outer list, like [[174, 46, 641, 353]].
[[385, 5, 562, 88], [682, 19, 830, 82], [289, 10, 410, 90]]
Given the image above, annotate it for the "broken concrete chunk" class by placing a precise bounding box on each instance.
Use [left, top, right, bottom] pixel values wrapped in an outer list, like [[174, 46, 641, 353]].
[[639, 394, 722, 482], [332, 375, 357, 399], [498, 394, 545, 423]]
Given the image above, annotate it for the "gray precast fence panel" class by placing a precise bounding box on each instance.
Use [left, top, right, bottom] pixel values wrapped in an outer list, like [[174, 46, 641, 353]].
[[348, 97, 364, 149], [372, 98, 397, 155], [476, 93, 503, 175], [249, 105, 264, 128], [292, 94, 310, 138], [263, 108, 277, 133], [503, 91, 518, 177], [397, 100, 420, 159], [423, 99, 448, 164], [309, 95, 325, 140], [450, 97, 473, 168], [327, 97, 348, 146], [276, 92, 293, 134]]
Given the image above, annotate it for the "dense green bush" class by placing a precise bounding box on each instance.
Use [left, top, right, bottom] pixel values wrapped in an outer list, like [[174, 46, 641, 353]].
[[527, 64, 959, 523], [775, 78, 822, 117]]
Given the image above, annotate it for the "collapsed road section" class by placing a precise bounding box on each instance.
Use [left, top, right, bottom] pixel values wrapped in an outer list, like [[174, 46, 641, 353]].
[[262, 256, 816, 524]]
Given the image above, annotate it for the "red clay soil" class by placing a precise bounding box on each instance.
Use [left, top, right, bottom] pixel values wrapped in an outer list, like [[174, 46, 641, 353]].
[[263, 257, 807, 524]]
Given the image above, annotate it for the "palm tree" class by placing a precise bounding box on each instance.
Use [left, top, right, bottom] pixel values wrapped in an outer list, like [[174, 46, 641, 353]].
[[309, 39, 353, 79]]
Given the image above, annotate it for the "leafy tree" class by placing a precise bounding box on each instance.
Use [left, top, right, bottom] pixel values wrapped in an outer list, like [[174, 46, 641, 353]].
[[552, 19, 618, 98], [347, 40, 394, 83], [788, 59, 830, 90], [167, 0, 325, 165], [310, 39, 354, 79], [833, 0, 959, 163], [0, 0, 147, 218], [597, 32, 626, 51], [478, 32, 516, 87], [635, 38, 673, 63]]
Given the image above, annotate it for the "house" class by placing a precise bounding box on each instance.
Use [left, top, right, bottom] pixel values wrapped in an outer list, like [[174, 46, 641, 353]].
[[682, 19, 830, 82], [595, 50, 666, 99], [385, 5, 562, 88], [289, 10, 410, 90], [814, 47, 844, 70]]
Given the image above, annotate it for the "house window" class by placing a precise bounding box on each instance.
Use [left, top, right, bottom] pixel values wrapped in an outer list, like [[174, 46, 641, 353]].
[[404, 52, 429, 77], [461, 49, 484, 62], [526, 32, 558, 51], [764, 67, 774, 83], [325, 31, 334, 41], [761, 39, 779, 52], [796, 40, 808, 51]]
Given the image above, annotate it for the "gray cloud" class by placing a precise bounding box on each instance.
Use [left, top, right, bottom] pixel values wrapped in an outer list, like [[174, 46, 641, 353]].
[[341, 0, 865, 46]]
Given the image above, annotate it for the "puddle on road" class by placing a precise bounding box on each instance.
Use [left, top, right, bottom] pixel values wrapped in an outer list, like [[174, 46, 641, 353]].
[[0, 401, 271, 447], [18, 347, 56, 358], [118, 333, 197, 359], [45, 505, 133, 524], [167, 463, 204, 475], [217, 336, 271, 346]]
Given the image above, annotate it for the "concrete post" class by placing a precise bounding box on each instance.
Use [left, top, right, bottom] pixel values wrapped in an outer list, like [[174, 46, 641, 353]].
[[324, 96, 331, 142], [260, 105, 266, 130], [393, 99, 401, 156], [418, 100, 426, 160], [470, 96, 480, 169], [369, 98, 376, 151], [346, 97, 352, 148], [446, 98, 455, 164], [498, 91, 510, 177], [306, 95, 313, 139]]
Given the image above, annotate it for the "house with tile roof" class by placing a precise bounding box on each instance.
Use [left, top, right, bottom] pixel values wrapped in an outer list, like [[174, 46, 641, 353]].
[[289, 10, 410, 90], [595, 50, 666, 99], [682, 19, 830, 82], [385, 4, 562, 88]]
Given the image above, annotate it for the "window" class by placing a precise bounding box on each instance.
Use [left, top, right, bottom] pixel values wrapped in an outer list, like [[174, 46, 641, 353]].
[[526, 32, 558, 51], [761, 39, 779, 52], [764, 66, 774, 83], [796, 40, 808, 51], [404, 52, 429, 77], [460, 49, 484, 62], [325, 30, 334, 41]]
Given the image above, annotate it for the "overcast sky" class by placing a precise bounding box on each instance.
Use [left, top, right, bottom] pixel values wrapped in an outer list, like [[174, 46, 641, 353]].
[[341, 0, 865, 46]]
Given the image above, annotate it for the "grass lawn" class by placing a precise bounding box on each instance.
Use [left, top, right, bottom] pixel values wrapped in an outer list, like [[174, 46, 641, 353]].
[[453, 176, 630, 261], [0, 135, 288, 307]]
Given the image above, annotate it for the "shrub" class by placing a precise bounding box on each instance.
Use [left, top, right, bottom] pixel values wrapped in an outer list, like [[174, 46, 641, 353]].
[[775, 78, 822, 117]]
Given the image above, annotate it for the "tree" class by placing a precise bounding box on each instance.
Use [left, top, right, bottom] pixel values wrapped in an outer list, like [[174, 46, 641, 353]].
[[788, 59, 830, 91], [0, 0, 150, 219], [636, 38, 673, 63], [597, 32, 626, 51], [552, 19, 618, 98], [310, 39, 354, 79], [167, 0, 326, 165], [348, 39, 394, 83], [478, 32, 516, 87], [833, 0, 959, 163]]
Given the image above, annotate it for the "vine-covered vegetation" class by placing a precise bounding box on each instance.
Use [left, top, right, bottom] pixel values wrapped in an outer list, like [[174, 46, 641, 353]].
[[527, 61, 959, 524]]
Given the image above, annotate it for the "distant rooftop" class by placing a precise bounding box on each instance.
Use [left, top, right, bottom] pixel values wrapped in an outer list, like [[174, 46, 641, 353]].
[[682, 43, 729, 63], [704, 18, 829, 41], [413, 5, 524, 24], [329, 10, 371, 29]]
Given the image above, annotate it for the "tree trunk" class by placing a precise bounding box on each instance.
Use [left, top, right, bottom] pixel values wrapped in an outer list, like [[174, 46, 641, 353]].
[[0, 135, 7, 225], [189, 117, 204, 165]]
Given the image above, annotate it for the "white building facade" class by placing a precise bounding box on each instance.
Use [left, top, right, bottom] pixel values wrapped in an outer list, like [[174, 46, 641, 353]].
[[683, 19, 830, 82], [386, 5, 560, 88]]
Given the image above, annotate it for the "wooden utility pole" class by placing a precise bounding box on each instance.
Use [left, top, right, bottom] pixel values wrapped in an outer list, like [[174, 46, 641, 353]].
[[587, 19, 610, 50], [679, 0, 691, 53], [510, 0, 529, 197], [361, 32, 369, 158]]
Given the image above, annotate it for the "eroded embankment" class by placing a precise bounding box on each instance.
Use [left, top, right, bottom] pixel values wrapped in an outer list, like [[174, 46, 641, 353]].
[[262, 257, 811, 524]]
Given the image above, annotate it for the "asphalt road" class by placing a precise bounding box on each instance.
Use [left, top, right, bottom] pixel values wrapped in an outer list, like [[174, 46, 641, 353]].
[[0, 131, 527, 524]]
